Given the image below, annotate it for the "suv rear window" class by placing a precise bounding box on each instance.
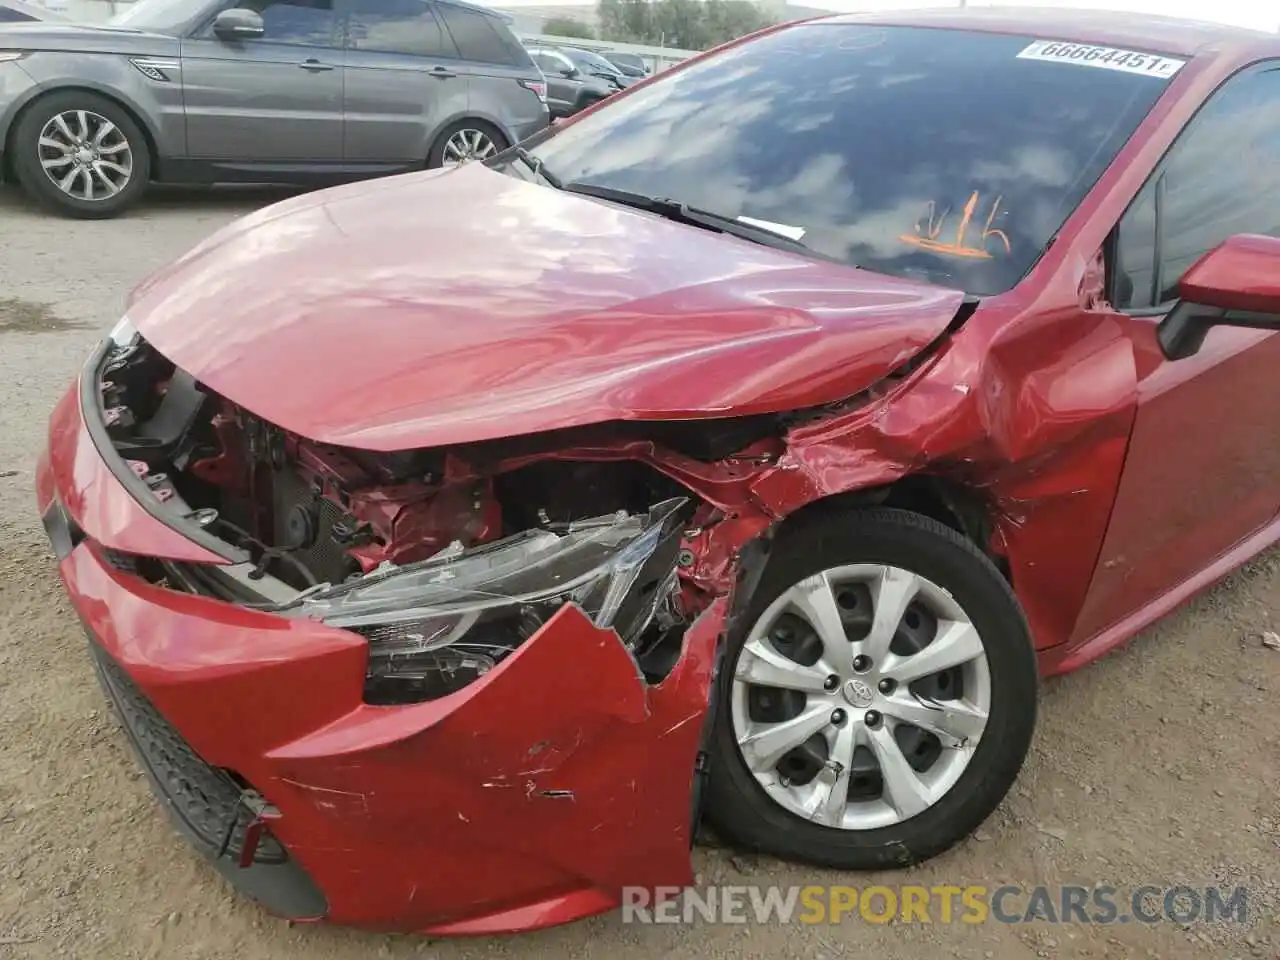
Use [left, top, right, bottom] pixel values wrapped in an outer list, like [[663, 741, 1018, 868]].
[[525, 23, 1178, 295], [436, 2, 525, 66]]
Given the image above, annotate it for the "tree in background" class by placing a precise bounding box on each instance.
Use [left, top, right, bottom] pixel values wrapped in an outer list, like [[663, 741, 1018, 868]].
[[542, 15, 595, 38], [598, 0, 775, 50]]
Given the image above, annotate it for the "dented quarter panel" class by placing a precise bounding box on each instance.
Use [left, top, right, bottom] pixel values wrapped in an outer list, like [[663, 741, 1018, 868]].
[[660, 292, 1143, 655]]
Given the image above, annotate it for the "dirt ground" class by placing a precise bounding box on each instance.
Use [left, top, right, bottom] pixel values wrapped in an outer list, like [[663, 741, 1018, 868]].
[[0, 184, 1276, 960]]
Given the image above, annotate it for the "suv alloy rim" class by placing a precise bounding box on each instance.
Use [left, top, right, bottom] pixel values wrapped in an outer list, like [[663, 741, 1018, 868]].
[[443, 128, 497, 166], [38, 109, 134, 201]]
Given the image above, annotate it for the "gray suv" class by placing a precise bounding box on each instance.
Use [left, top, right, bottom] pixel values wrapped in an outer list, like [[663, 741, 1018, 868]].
[[0, 0, 549, 218]]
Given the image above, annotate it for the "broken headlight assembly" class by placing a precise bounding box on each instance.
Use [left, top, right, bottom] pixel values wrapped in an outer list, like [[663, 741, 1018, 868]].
[[285, 498, 690, 704]]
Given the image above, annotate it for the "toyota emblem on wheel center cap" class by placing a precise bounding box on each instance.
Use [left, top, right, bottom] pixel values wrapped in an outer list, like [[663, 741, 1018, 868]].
[[843, 678, 875, 708]]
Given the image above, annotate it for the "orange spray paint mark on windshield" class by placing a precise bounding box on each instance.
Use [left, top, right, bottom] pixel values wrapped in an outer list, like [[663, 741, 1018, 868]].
[[900, 191, 1011, 260]]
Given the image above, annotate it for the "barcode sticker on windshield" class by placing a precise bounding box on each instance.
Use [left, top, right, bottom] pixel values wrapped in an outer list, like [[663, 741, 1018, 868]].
[[1017, 40, 1186, 78]]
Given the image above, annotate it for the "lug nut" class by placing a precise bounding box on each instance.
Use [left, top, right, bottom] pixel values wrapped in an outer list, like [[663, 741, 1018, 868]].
[[824, 675, 840, 691], [852, 655, 872, 673], [830, 709, 846, 726], [878, 678, 896, 694], [864, 710, 882, 728]]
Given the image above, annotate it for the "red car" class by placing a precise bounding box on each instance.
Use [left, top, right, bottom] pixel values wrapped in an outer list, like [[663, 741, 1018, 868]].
[[36, 6, 1280, 935]]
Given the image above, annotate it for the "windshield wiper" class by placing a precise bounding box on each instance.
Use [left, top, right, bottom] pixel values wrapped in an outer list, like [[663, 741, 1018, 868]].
[[511, 146, 562, 190], [560, 182, 811, 254]]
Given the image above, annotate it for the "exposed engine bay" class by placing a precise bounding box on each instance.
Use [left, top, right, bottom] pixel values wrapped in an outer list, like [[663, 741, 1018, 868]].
[[96, 335, 786, 705]]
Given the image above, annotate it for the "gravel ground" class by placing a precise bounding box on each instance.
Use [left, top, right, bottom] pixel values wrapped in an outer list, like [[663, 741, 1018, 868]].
[[0, 183, 1276, 960]]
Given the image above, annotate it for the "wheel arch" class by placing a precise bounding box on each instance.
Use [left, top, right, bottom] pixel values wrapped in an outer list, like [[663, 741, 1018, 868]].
[[3, 84, 161, 179], [427, 113, 514, 165], [767, 475, 1011, 583]]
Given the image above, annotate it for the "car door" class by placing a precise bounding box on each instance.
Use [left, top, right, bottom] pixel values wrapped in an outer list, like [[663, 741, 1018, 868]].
[[180, 0, 344, 163], [1070, 63, 1280, 644], [336, 0, 467, 165], [529, 51, 575, 116], [432, 1, 546, 146]]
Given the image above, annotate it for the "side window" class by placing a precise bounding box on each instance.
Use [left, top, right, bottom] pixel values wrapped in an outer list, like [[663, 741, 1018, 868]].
[[340, 0, 455, 57], [1112, 182, 1156, 309], [1113, 66, 1280, 310], [538, 52, 571, 76], [234, 0, 337, 45], [435, 2, 514, 65], [531, 52, 559, 74]]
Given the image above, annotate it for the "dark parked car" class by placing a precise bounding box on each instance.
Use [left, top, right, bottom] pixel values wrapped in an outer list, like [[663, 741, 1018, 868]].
[[526, 43, 618, 117], [561, 44, 634, 87], [599, 49, 647, 77], [37, 3, 1280, 939], [0, 0, 549, 218]]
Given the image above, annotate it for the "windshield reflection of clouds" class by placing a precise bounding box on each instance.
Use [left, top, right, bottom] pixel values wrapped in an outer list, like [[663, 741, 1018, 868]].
[[532, 24, 1170, 295]]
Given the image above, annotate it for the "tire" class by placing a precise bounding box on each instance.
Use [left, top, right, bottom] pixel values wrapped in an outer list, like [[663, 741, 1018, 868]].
[[11, 90, 151, 219], [427, 120, 509, 169], [704, 507, 1037, 870]]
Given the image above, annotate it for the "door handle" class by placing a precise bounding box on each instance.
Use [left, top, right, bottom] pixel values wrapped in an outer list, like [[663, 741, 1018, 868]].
[[298, 59, 335, 71], [429, 66, 457, 79]]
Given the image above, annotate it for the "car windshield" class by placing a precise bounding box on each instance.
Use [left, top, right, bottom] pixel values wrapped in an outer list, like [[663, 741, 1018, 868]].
[[525, 23, 1178, 295], [607, 56, 645, 75]]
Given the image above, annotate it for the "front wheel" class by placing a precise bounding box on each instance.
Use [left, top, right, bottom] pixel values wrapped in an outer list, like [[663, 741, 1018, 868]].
[[704, 507, 1038, 870], [11, 90, 151, 219]]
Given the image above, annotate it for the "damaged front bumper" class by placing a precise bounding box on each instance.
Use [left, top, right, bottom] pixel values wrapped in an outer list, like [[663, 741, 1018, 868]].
[[35, 342, 728, 933]]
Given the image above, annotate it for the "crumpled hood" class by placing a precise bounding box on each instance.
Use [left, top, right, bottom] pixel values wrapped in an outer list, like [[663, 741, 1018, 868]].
[[127, 163, 967, 452], [0, 22, 178, 55]]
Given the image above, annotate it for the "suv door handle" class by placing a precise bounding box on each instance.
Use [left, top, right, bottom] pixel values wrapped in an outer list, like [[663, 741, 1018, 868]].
[[298, 59, 335, 71], [429, 66, 457, 79]]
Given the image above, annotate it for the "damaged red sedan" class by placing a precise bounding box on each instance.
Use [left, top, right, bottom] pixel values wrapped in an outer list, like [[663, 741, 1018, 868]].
[[35, 6, 1280, 935]]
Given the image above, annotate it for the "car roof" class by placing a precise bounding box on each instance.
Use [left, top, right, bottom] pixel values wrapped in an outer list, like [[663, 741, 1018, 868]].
[[437, 0, 513, 21], [816, 6, 1276, 59]]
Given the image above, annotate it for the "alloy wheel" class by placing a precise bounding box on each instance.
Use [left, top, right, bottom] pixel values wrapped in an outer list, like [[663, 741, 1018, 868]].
[[442, 128, 498, 166], [729, 563, 992, 831], [37, 109, 134, 202]]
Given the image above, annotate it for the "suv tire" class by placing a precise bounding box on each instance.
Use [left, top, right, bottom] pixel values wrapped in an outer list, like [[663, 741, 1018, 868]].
[[12, 90, 151, 219]]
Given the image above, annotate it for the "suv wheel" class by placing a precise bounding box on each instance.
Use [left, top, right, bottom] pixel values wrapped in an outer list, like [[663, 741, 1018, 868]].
[[704, 508, 1038, 870], [428, 120, 508, 169], [12, 90, 150, 219]]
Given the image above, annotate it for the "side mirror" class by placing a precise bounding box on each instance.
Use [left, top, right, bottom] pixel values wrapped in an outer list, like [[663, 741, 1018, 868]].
[[213, 8, 264, 39], [560, 66, 579, 79], [1157, 234, 1280, 360]]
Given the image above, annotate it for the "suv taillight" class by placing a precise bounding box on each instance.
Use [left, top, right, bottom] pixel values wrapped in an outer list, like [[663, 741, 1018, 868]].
[[519, 78, 548, 104]]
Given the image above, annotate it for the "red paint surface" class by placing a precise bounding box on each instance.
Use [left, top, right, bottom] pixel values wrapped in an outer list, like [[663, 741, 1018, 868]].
[[1177, 233, 1280, 314], [58, 535, 725, 932], [38, 8, 1280, 937], [124, 164, 965, 451]]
